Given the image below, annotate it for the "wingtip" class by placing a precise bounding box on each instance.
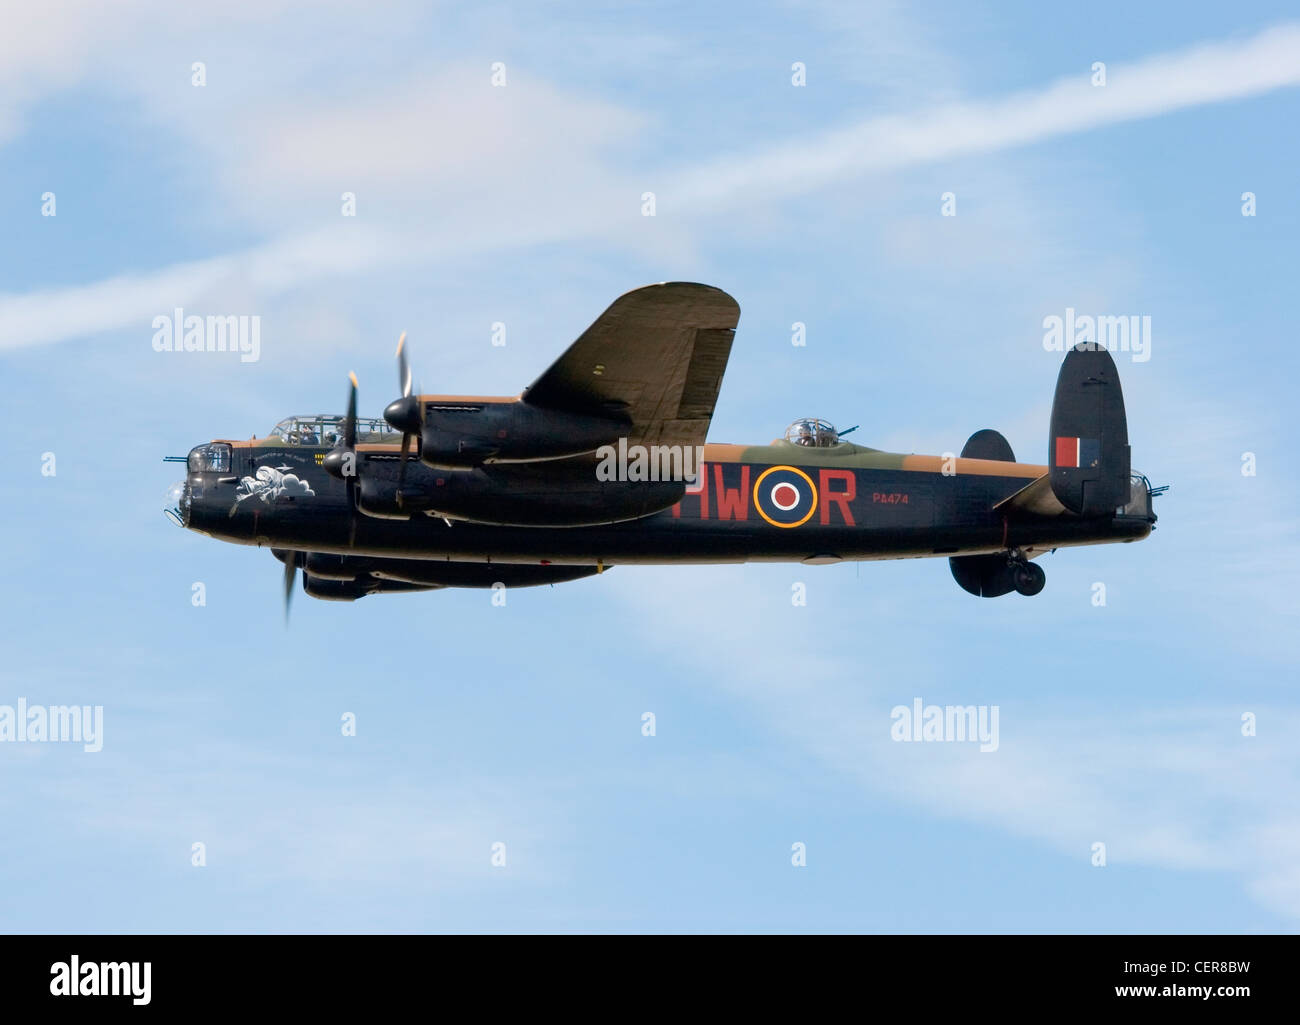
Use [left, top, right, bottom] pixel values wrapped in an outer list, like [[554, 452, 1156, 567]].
[[628, 281, 739, 313]]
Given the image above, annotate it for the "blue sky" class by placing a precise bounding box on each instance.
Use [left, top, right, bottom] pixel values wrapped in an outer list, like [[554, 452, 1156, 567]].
[[1, 1, 1298, 932]]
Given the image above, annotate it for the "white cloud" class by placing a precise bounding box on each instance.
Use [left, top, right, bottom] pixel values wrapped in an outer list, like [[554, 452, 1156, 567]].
[[609, 565, 1300, 920], [0, 0, 390, 142], [7, 747, 554, 893], [5, 23, 1299, 352], [670, 23, 1300, 208], [0, 226, 387, 352]]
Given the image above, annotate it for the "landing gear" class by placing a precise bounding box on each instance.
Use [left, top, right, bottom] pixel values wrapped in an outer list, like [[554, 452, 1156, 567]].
[[949, 548, 1047, 598], [1010, 556, 1046, 596]]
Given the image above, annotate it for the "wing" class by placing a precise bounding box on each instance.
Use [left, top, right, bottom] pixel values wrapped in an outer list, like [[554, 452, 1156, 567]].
[[521, 282, 740, 449]]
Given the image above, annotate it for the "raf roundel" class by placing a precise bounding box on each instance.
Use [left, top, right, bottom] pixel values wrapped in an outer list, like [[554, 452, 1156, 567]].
[[753, 465, 818, 528]]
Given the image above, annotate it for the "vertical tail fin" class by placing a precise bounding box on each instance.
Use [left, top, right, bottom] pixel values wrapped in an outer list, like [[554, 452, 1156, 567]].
[[1048, 343, 1130, 516]]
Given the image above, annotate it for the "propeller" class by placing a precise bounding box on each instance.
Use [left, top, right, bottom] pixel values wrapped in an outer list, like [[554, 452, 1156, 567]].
[[282, 552, 297, 622], [273, 548, 303, 623], [397, 330, 411, 398], [322, 372, 359, 479], [387, 332, 422, 506], [322, 373, 361, 544]]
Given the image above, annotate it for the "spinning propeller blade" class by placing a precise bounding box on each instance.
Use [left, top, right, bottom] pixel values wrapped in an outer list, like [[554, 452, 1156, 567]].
[[343, 371, 358, 449], [392, 333, 421, 505], [282, 554, 297, 622], [396, 331, 411, 398], [323, 373, 359, 480]]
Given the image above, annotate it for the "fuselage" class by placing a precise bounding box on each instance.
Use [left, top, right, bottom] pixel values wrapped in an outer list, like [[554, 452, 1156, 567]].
[[175, 437, 1154, 566]]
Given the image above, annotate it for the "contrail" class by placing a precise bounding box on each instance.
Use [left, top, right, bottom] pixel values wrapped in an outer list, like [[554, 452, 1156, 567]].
[[3, 23, 1298, 351], [672, 23, 1300, 206]]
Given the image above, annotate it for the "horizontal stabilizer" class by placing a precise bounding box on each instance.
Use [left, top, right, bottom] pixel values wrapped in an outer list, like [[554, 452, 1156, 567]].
[[993, 473, 1069, 518]]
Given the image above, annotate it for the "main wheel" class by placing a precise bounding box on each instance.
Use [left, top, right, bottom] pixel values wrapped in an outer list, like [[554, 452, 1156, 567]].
[[1013, 562, 1046, 596]]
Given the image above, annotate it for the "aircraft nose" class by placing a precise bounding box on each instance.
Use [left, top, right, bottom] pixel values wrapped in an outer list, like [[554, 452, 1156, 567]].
[[163, 480, 190, 527]]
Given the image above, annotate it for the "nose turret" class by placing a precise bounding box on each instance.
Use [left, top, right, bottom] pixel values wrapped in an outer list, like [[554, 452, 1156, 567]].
[[163, 480, 190, 527]]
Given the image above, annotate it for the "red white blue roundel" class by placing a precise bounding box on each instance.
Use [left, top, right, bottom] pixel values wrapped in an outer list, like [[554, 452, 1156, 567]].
[[753, 465, 818, 528]]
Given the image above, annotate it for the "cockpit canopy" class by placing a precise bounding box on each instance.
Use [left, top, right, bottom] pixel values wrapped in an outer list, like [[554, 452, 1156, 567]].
[[188, 442, 231, 473], [268, 415, 400, 447], [785, 418, 839, 447]]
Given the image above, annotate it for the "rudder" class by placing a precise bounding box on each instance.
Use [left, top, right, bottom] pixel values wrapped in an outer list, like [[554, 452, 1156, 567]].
[[1049, 343, 1130, 516]]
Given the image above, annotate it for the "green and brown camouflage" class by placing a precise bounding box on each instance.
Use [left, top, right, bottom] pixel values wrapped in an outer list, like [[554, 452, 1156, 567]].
[[165, 283, 1160, 604]]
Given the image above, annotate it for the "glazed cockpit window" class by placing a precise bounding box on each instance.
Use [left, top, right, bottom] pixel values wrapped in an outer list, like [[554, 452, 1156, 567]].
[[187, 443, 232, 473], [269, 415, 398, 446]]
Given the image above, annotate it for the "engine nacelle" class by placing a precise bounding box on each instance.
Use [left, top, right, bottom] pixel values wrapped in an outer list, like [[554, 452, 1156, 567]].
[[356, 475, 413, 520], [368, 561, 602, 588], [302, 577, 371, 601], [385, 396, 627, 470], [303, 552, 357, 580], [422, 469, 683, 526], [350, 452, 682, 527], [302, 575, 440, 602], [299, 561, 601, 600]]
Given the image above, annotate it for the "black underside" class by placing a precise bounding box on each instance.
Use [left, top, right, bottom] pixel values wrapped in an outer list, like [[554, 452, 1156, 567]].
[[193, 445, 1152, 601]]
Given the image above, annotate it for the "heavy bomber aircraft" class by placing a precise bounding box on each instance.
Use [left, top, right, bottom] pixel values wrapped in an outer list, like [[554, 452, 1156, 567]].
[[164, 282, 1161, 610]]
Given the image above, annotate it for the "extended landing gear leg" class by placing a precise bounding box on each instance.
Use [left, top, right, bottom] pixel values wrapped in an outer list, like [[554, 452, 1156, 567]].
[[1008, 550, 1046, 597]]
